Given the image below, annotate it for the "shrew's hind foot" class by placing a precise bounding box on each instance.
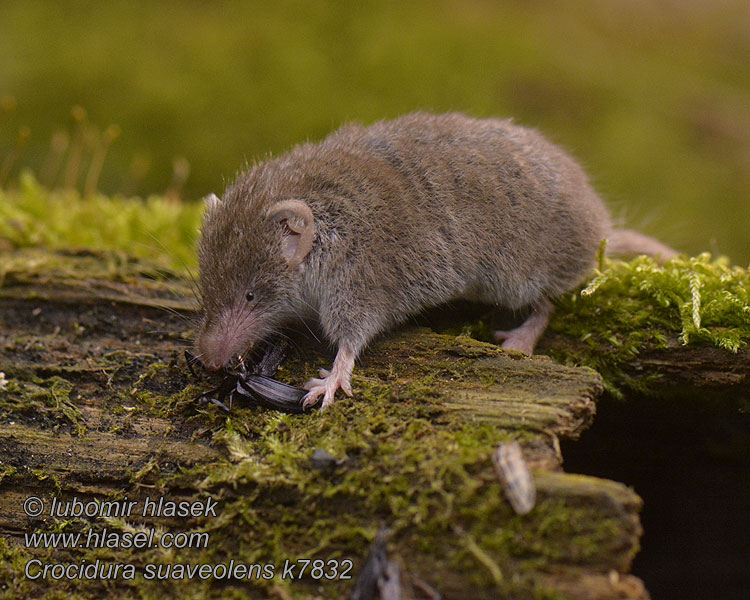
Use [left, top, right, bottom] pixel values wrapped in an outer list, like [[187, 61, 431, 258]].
[[494, 298, 554, 355]]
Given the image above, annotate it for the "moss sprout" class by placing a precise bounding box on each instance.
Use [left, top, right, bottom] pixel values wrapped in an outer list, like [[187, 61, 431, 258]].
[[549, 252, 749, 394]]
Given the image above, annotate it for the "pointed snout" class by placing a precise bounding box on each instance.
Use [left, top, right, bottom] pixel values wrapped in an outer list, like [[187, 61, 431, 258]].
[[201, 355, 227, 372], [196, 309, 257, 371], [196, 330, 246, 371]]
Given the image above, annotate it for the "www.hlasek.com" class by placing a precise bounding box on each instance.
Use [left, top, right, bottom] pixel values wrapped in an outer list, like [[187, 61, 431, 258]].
[[22, 495, 354, 582]]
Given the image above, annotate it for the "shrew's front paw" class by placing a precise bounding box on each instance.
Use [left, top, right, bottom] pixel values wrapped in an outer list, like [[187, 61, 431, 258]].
[[303, 368, 353, 410]]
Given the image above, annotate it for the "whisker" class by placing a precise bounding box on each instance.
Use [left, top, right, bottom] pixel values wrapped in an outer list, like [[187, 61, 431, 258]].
[[267, 330, 307, 356], [291, 295, 319, 314], [283, 323, 321, 343], [285, 303, 321, 344], [155, 303, 190, 319], [143, 333, 195, 350], [143, 231, 203, 309], [144, 327, 183, 335]]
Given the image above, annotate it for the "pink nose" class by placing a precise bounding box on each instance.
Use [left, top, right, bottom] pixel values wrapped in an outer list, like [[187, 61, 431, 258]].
[[197, 309, 255, 372], [198, 327, 253, 372], [197, 332, 235, 371]]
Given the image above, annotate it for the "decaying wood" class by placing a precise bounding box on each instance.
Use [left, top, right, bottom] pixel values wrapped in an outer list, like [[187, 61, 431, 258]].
[[3, 247, 740, 599], [540, 332, 750, 396]]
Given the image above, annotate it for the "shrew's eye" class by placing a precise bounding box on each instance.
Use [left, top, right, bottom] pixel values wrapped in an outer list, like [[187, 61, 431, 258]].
[[245, 291, 255, 302]]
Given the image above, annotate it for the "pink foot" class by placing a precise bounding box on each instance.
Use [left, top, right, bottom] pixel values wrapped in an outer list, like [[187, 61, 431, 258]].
[[494, 298, 554, 355], [303, 344, 355, 410]]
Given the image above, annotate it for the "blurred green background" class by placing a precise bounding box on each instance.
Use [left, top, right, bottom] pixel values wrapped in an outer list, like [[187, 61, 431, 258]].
[[1, 0, 749, 263]]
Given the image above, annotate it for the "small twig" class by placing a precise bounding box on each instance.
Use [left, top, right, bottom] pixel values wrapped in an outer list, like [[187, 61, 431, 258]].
[[452, 525, 503, 585], [411, 576, 441, 600], [349, 527, 390, 600], [63, 106, 87, 190], [0, 126, 30, 187], [84, 124, 120, 197]]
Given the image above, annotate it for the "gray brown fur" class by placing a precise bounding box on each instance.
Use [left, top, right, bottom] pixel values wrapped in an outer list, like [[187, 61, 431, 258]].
[[195, 112, 674, 402]]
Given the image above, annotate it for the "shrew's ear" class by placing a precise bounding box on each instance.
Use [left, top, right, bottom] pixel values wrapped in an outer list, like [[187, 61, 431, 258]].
[[266, 200, 314, 268], [204, 193, 222, 214]]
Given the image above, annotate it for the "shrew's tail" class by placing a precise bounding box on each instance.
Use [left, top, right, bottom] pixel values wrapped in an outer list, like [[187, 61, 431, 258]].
[[606, 229, 678, 263]]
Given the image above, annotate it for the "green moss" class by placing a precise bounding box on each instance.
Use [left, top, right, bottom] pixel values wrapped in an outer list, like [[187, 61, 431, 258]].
[[0, 374, 86, 435], [0, 368, 618, 598], [0, 172, 202, 274], [0, 367, 634, 599], [0, 464, 17, 484], [548, 252, 750, 395], [101, 383, 625, 597], [0, 537, 33, 600]]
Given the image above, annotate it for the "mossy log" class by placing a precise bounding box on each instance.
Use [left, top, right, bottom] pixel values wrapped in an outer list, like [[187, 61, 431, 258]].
[[0, 247, 741, 600], [540, 332, 750, 398]]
